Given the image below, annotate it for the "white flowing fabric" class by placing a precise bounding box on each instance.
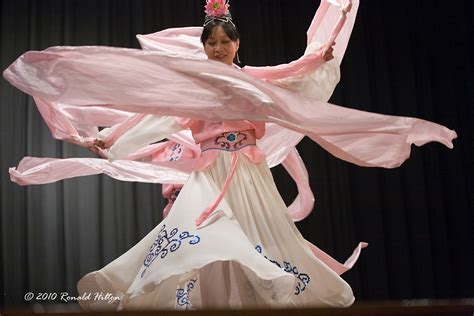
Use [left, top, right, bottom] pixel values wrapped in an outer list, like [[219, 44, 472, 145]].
[[77, 153, 354, 310]]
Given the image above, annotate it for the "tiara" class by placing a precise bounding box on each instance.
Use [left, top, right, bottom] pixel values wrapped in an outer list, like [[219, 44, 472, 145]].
[[203, 0, 234, 27]]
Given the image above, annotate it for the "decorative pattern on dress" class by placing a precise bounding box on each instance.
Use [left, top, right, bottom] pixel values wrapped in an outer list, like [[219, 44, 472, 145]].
[[176, 278, 198, 309], [141, 225, 201, 277], [255, 245, 310, 295], [168, 143, 183, 161], [215, 131, 247, 150]]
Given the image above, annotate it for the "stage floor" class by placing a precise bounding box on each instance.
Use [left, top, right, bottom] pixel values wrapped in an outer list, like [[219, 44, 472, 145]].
[[2, 299, 474, 315]]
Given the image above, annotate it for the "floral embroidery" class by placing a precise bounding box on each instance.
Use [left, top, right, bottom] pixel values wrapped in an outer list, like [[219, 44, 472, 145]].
[[255, 245, 310, 295], [176, 278, 198, 309], [168, 143, 183, 161], [141, 225, 201, 277], [214, 131, 248, 150]]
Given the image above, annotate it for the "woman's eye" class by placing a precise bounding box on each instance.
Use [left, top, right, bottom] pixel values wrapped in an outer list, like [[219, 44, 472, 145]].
[[207, 42, 216, 46]]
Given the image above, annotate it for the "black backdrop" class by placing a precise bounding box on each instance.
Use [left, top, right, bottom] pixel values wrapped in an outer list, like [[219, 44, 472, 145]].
[[1, 0, 473, 309]]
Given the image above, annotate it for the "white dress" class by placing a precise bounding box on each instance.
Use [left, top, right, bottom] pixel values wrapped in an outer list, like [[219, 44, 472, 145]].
[[77, 130, 354, 310]]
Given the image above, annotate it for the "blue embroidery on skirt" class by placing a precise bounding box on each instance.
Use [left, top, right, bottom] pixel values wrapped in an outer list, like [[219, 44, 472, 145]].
[[176, 278, 198, 309], [255, 245, 310, 295], [169, 143, 183, 161], [141, 225, 200, 278]]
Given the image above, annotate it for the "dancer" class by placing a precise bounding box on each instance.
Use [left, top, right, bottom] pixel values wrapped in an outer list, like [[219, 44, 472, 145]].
[[4, 0, 456, 310]]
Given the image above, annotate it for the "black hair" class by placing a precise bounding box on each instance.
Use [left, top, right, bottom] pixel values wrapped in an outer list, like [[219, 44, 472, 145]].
[[200, 19, 240, 44]]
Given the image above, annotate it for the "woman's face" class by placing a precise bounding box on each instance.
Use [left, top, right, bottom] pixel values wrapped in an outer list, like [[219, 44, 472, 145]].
[[203, 25, 239, 66]]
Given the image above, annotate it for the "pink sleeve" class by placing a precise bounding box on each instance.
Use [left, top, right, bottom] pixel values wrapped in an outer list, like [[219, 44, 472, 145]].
[[9, 156, 192, 186], [306, 241, 368, 275], [241, 0, 359, 81], [32, 97, 97, 149], [307, 0, 359, 63], [137, 27, 206, 58], [4, 45, 456, 169], [241, 52, 327, 82], [32, 96, 135, 147]]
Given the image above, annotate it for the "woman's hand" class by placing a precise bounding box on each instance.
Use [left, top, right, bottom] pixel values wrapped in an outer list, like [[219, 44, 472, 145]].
[[93, 139, 108, 150], [342, 1, 352, 15], [87, 139, 108, 158], [323, 44, 335, 61]]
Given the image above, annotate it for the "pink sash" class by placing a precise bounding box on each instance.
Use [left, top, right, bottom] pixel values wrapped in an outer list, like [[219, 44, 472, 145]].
[[196, 130, 257, 227]]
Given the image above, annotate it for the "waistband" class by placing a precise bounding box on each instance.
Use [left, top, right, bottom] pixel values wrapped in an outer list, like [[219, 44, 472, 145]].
[[200, 130, 256, 153]]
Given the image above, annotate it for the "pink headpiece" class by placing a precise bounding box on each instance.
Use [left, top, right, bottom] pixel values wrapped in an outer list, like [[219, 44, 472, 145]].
[[203, 0, 234, 26]]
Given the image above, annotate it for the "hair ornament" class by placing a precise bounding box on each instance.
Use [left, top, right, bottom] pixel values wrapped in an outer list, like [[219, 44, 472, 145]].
[[203, 0, 234, 26]]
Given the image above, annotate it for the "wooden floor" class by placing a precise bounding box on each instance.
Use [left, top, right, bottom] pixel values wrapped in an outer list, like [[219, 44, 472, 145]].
[[2, 300, 474, 315]]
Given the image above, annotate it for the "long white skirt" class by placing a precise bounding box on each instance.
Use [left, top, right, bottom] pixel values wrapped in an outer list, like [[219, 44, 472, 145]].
[[77, 151, 354, 310]]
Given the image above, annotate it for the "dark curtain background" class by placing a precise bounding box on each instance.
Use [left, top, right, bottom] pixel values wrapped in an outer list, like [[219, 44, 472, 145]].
[[1, 0, 472, 309]]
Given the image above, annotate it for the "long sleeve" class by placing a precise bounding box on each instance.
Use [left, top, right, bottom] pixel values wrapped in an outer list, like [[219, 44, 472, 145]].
[[108, 115, 182, 161], [268, 43, 340, 101], [241, 0, 356, 82]]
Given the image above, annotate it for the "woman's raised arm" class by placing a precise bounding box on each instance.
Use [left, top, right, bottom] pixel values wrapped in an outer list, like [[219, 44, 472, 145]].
[[242, 0, 357, 82]]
